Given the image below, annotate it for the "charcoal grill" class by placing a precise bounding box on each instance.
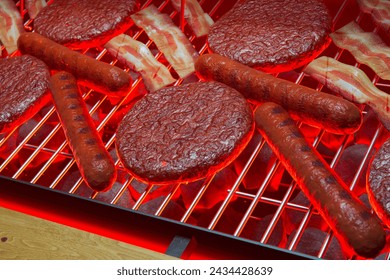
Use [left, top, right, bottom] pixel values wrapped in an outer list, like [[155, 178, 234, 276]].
[[0, 0, 389, 260]]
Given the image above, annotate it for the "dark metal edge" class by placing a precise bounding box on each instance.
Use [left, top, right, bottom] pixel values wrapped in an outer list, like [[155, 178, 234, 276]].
[[0, 175, 314, 260]]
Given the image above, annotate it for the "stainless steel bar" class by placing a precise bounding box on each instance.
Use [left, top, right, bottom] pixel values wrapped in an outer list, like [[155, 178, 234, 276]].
[[207, 138, 263, 230], [180, 174, 215, 223], [154, 184, 181, 216], [233, 139, 278, 236]]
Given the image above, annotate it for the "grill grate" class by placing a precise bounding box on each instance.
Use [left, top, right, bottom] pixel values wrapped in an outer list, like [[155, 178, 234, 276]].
[[1, 0, 389, 260]]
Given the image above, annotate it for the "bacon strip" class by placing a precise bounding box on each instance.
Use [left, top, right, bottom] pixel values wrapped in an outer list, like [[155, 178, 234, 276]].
[[0, 0, 24, 55], [131, 5, 199, 78], [357, 0, 390, 33], [304, 56, 390, 131], [105, 34, 176, 92], [330, 21, 390, 81], [25, 0, 47, 20], [171, 0, 214, 37]]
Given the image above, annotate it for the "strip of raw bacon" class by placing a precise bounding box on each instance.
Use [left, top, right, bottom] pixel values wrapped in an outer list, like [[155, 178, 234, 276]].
[[171, 0, 214, 37], [131, 4, 199, 78], [105, 34, 176, 92], [304, 56, 390, 131], [0, 0, 24, 55], [357, 0, 390, 33], [25, 0, 47, 20], [330, 21, 390, 81]]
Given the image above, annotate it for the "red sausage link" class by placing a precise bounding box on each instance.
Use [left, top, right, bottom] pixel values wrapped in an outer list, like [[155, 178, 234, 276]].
[[18, 32, 131, 96], [254, 102, 385, 258], [195, 54, 362, 135], [49, 71, 117, 192]]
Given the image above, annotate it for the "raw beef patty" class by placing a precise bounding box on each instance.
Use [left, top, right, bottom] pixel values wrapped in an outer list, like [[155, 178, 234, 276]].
[[116, 81, 254, 184], [0, 55, 50, 133], [207, 0, 332, 73], [368, 138, 390, 227], [34, 0, 139, 48]]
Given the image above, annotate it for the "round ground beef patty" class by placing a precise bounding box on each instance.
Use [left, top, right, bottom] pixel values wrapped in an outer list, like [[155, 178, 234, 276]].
[[368, 138, 390, 227], [116, 81, 254, 184], [33, 0, 139, 48], [0, 55, 50, 134], [207, 0, 332, 73]]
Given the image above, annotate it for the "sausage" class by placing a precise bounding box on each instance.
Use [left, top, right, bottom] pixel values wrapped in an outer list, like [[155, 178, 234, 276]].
[[18, 32, 131, 96], [49, 71, 117, 192], [195, 54, 362, 135], [254, 102, 386, 258]]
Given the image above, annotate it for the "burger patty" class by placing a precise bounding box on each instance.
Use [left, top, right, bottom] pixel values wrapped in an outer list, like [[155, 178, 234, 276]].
[[368, 138, 390, 227], [116, 81, 254, 184], [207, 0, 332, 73], [33, 0, 139, 48], [0, 55, 50, 133]]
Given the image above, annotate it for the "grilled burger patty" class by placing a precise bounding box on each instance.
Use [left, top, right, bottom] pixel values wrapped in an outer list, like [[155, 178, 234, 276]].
[[0, 55, 50, 134], [116, 81, 254, 184], [207, 0, 332, 73], [33, 0, 139, 48], [368, 138, 390, 227]]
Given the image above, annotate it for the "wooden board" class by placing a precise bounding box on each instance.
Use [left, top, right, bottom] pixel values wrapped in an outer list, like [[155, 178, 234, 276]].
[[0, 207, 177, 260]]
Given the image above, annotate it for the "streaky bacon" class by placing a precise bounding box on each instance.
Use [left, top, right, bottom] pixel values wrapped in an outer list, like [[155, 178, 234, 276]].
[[105, 34, 176, 92], [25, 0, 47, 20], [304, 56, 390, 131], [330, 21, 390, 81], [357, 0, 390, 33], [0, 0, 24, 55], [170, 0, 214, 37], [131, 4, 199, 78]]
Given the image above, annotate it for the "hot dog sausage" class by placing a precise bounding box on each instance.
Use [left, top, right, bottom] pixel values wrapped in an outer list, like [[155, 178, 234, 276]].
[[195, 54, 362, 135], [18, 32, 131, 96], [49, 71, 117, 192], [254, 102, 385, 258]]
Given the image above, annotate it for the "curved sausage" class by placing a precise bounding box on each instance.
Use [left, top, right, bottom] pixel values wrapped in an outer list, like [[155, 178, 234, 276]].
[[18, 32, 131, 96], [195, 54, 362, 135], [49, 71, 117, 192], [254, 102, 386, 258]]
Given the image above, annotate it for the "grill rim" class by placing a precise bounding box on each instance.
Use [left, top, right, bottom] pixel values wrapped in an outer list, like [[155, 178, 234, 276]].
[[0, 174, 314, 260]]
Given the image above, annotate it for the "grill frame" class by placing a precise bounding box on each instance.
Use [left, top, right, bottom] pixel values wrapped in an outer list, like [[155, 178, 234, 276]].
[[0, 174, 313, 259], [1, 0, 389, 260]]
